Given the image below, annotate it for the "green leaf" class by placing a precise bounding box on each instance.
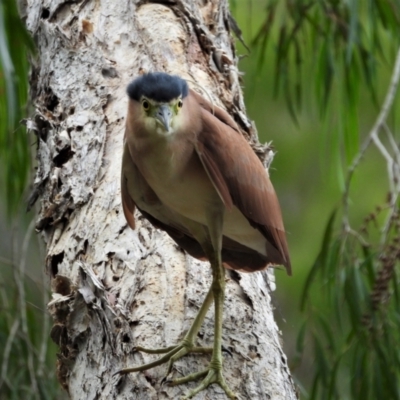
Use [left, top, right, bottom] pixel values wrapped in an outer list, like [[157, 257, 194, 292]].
[[313, 333, 330, 386], [0, 0, 34, 215], [300, 209, 337, 310], [273, 25, 288, 98], [346, 0, 359, 64], [352, 344, 370, 400], [309, 370, 321, 400], [375, 0, 400, 32], [327, 355, 342, 399], [253, 2, 277, 69], [296, 320, 307, 355], [361, 245, 376, 287], [344, 264, 367, 329], [317, 314, 337, 354]]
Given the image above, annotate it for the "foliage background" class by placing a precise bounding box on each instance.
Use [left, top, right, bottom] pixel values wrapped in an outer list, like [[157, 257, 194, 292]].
[[1, 0, 399, 399]]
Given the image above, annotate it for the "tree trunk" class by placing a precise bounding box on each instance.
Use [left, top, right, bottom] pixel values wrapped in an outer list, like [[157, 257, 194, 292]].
[[22, 0, 297, 398]]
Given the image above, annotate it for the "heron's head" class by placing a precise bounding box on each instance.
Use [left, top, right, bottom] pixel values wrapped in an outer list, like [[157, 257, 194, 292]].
[[127, 72, 189, 134]]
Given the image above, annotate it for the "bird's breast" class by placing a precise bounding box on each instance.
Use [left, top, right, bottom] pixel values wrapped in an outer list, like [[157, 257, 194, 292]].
[[134, 137, 221, 224]]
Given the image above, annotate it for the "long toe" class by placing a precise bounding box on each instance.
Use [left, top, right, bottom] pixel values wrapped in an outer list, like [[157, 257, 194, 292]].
[[116, 342, 212, 376], [169, 367, 237, 400]]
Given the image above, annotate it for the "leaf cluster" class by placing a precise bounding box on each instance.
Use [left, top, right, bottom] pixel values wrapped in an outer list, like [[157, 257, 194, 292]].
[[0, 0, 34, 215], [298, 204, 400, 399], [252, 0, 400, 164], [0, 220, 64, 400]]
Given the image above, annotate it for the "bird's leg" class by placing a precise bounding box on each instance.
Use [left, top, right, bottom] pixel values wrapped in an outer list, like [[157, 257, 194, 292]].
[[116, 285, 215, 377], [117, 272, 214, 372], [140, 285, 213, 351], [116, 219, 218, 378], [170, 254, 236, 399], [163, 285, 215, 375], [169, 209, 237, 400]]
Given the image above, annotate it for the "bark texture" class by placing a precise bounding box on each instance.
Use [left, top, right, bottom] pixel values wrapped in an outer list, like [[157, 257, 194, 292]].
[[23, 0, 298, 399]]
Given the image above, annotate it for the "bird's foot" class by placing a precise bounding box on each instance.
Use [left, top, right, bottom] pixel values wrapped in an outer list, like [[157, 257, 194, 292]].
[[168, 362, 237, 400], [115, 340, 213, 377]]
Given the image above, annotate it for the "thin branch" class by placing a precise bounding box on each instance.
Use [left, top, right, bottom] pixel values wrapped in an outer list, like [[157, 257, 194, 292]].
[[0, 319, 20, 390], [342, 46, 400, 230], [371, 134, 394, 172], [381, 192, 400, 246], [36, 232, 49, 378], [13, 218, 39, 398], [346, 227, 370, 247], [383, 123, 400, 164], [0, 256, 13, 265]]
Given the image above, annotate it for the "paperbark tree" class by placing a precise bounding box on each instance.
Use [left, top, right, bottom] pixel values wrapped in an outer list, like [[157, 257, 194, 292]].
[[22, 0, 297, 398]]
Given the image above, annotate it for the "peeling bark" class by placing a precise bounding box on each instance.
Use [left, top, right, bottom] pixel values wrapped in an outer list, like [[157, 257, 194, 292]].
[[23, 0, 298, 398]]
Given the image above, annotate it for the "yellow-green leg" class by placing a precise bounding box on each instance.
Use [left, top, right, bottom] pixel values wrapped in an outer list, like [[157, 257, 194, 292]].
[[117, 208, 237, 399], [167, 208, 236, 399], [170, 255, 236, 400], [116, 285, 214, 376]]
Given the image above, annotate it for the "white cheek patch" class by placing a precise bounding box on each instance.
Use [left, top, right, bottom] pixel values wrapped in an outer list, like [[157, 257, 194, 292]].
[[156, 127, 168, 136], [145, 117, 175, 137], [144, 117, 158, 131], [171, 113, 184, 131]]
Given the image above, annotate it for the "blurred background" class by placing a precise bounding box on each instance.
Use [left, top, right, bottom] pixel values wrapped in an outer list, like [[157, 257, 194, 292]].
[[1, 0, 400, 399]]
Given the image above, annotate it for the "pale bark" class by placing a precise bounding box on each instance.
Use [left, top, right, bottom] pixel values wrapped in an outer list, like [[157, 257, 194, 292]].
[[22, 0, 297, 399]]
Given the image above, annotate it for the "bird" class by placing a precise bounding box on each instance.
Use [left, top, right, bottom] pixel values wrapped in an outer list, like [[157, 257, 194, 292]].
[[117, 72, 291, 399]]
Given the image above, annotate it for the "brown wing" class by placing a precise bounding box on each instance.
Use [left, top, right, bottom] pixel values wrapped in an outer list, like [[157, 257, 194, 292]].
[[194, 96, 292, 275], [190, 89, 240, 133], [121, 142, 207, 260], [122, 134, 276, 272], [121, 143, 137, 230]]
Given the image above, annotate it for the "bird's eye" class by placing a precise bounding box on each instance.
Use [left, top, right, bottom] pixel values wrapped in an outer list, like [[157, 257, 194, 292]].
[[177, 100, 183, 109], [142, 100, 150, 110]]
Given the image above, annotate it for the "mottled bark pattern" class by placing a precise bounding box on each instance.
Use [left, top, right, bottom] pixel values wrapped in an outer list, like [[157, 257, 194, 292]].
[[22, 0, 297, 398]]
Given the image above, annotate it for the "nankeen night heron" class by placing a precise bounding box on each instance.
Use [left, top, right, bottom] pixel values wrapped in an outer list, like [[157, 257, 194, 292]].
[[117, 72, 291, 399]]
